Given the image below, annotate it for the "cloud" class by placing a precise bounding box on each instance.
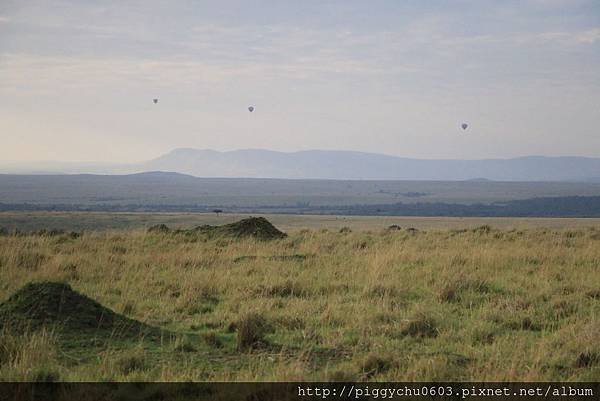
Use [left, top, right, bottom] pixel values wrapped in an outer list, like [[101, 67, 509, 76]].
[[572, 27, 600, 44], [0, 2, 599, 162], [0, 54, 239, 93], [3, 17, 597, 102], [518, 27, 600, 45], [0, 51, 381, 99], [528, 0, 591, 7]]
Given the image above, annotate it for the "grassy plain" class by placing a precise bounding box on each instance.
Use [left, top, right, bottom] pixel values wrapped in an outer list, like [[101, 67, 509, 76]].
[[1, 214, 600, 381], [2, 211, 600, 232], [3, 174, 600, 207]]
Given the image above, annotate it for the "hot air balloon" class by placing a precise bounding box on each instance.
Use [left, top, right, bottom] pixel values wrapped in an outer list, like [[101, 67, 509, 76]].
[[248, 106, 254, 112], [461, 123, 468, 130], [153, 99, 158, 104]]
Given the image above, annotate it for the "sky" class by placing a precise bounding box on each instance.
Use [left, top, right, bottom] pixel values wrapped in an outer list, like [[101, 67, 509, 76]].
[[1, 0, 599, 163]]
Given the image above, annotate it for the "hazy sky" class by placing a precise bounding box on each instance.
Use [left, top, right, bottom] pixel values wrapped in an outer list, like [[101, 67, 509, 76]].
[[1, 0, 599, 162]]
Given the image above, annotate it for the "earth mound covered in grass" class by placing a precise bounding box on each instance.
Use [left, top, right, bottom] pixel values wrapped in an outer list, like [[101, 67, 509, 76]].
[[0, 282, 159, 339], [206, 217, 286, 240], [149, 217, 287, 240]]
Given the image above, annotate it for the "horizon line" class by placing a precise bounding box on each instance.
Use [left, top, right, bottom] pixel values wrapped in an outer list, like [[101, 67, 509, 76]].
[[2, 148, 600, 166]]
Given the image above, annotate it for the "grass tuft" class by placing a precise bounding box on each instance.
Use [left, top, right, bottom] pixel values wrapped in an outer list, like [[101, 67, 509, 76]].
[[358, 354, 393, 377], [236, 312, 271, 351], [401, 312, 438, 338], [575, 352, 600, 368], [202, 332, 223, 349], [115, 350, 147, 375]]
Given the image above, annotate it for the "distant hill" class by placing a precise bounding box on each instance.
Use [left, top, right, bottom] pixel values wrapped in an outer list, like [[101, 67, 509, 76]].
[[2, 149, 600, 181], [137, 149, 600, 181]]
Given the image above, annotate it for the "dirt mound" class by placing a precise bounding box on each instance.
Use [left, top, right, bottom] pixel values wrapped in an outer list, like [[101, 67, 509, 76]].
[[147, 217, 286, 240], [219, 217, 286, 240], [192, 217, 286, 240], [0, 282, 157, 338]]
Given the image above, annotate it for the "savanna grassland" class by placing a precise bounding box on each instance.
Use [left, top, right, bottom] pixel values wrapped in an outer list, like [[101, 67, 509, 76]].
[[1, 216, 600, 382], [3, 211, 600, 232]]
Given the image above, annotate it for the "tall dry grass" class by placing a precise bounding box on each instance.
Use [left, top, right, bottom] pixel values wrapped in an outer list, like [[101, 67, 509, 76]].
[[0, 226, 599, 380]]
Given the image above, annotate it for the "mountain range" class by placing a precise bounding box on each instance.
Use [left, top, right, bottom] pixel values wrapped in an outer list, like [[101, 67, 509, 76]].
[[2, 148, 600, 181]]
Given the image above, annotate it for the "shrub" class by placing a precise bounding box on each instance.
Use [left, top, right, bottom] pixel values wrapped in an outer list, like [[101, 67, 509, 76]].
[[31, 368, 60, 382], [401, 312, 438, 338], [173, 337, 197, 353], [202, 332, 223, 349], [368, 284, 399, 298], [470, 322, 497, 345], [473, 225, 492, 234], [236, 312, 271, 351], [358, 354, 392, 377], [147, 224, 170, 234], [438, 283, 460, 303], [111, 245, 127, 254], [575, 352, 600, 368], [261, 281, 305, 298], [328, 369, 357, 382], [115, 351, 147, 374]]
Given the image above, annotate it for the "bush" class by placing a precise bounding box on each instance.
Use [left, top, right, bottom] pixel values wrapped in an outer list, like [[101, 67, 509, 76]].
[[115, 351, 147, 374], [173, 337, 197, 353], [147, 224, 170, 234], [358, 354, 392, 377], [401, 312, 438, 338], [438, 283, 460, 303], [328, 369, 357, 382], [575, 352, 600, 368], [31, 368, 60, 382], [202, 332, 223, 349], [473, 225, 492, 234], [236, 312, 271, 351], [261, 281, 305, 298]]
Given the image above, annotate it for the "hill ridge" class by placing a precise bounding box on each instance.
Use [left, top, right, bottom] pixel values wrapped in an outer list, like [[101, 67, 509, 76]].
[[2, 148, 600, 181]]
